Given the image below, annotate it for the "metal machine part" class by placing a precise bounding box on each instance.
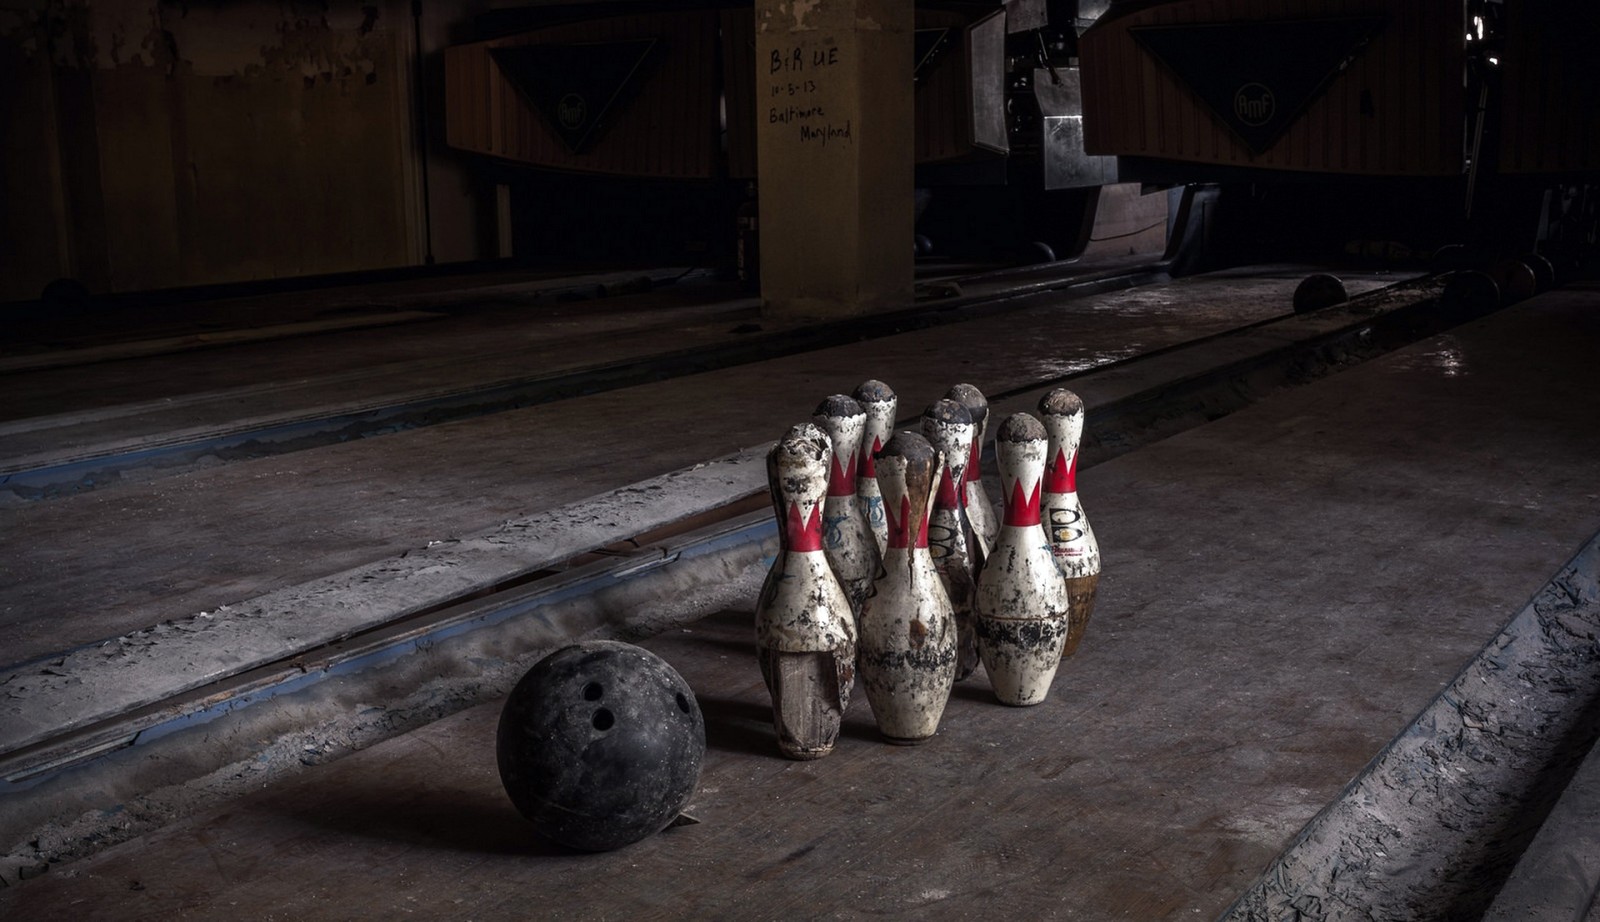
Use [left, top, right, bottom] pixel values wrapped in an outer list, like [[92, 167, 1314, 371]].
[[968, 10, 1011, 155], [1036, 66, 1117, 189]]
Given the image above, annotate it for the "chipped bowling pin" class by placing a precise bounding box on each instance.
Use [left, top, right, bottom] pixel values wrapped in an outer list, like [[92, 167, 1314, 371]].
[[1039, 388, 1101, 658], [974, 413, 1069, 706], [946, 383, 998, 554], [755, 424, 858, 760], [853, 380, 897, 556], [813, 395, 880, 617], [858, 432, 958, 744], [921, 399, 984, 682]]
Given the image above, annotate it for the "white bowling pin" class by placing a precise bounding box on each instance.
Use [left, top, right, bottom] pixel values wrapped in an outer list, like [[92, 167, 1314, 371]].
[[755, 424, 858, 759], [946, 383, 998, 554], [813, 394, 881, 618], [1039, 388, 1101, 657], [974, 412, 1069, 706], [853, 380, 897, 556], [921, 399, 984, 682], [857, 431, 958, 744]]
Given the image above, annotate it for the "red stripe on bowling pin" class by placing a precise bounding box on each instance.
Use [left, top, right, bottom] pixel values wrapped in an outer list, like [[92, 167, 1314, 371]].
[[860, 435, 883, 478], [966, 439, 981, 486], [1043, 447, 1078, 495], [786, 502, 825, 552], [1004, 479, 1043, 527], [934, 467, 963, 511], [828, 451, 859, 497], [883, 495, 931, 549]]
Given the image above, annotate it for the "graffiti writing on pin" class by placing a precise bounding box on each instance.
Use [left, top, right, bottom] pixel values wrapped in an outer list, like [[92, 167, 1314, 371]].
[[823, 513, 846, 549], [866, 497, 885, 528]]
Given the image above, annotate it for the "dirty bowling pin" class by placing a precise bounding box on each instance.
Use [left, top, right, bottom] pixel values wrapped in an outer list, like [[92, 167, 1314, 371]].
[[946, 383, 998, 554], [1039, 388, 1101, 657], [921, 399, 984, 681], [813, 394, 880, 618], [974, 413, 1070, 706], [755, 424, 858, 759], [853, 380, 898, 556], [857, 431, 958, 744]]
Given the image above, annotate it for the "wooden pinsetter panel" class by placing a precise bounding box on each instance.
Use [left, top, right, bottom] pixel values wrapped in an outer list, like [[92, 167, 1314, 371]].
[[1495, 0, 1600, 175], [444, 11, 721, 177], [1080, 0, 1464, 176]]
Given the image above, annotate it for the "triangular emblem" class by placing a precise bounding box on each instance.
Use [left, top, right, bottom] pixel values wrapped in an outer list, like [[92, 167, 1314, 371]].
[[490, 39, 660, 154], [1131, 16, 1385, 155]]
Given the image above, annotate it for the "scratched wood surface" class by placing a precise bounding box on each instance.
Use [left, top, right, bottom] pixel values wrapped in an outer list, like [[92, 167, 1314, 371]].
[[0, 268, 1403, 666], [6, 287, 1600, 919]]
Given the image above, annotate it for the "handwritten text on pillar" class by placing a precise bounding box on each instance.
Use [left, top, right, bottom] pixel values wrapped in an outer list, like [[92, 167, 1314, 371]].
[[767, 44, 852, 148]]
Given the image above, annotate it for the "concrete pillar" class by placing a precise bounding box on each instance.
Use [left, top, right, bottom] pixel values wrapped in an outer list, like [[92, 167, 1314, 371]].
[[755, 0, 913, 321]]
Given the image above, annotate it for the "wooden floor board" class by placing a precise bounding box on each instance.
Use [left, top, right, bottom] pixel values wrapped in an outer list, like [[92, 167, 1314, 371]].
[[5, 284, 1598, 920]]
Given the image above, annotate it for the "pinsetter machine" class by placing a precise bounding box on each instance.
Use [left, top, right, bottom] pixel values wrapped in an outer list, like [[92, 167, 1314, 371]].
[[442, 0, 1118, 266], [442, 0, 1598, 272], [1075, 0, 1600, 270]]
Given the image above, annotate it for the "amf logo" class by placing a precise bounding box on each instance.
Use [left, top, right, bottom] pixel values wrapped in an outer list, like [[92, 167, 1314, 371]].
[[558, 93, 588, 130], [1233, 83, 1275, 126]]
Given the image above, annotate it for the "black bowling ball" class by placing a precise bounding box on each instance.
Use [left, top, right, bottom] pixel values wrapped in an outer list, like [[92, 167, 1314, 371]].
[[1440, 270, 1501, 322], [1293, 273, 1348, 314], [1523, 252, 1557, 292], [497, 640, 705, 852], [1490, 258, 1538, 304]]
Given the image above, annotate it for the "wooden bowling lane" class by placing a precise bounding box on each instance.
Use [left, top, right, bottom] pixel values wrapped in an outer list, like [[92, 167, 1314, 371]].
[[0, 258, 1153, 501], [0, 266, 1408, 667], [0, 266, 701, 371], [5, 284, 1599, 918], [0, 279, 754, 495]]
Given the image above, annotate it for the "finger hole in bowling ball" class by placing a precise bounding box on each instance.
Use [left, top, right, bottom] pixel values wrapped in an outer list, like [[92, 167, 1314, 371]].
[[583, 682, 604, 701], [592, 708, 615, 731], [676, 693, 691, 714]]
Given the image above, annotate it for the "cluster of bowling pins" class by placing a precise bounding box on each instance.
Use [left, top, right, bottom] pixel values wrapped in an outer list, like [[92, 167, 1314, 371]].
[[753, 379, 1102, 760]]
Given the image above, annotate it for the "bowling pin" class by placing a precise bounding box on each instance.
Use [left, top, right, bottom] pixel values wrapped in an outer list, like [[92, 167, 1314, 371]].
[[755, 424, 858, 760], [974, 412, 1069, 706], [1038, 388, 1101, 657], [921, 399, 984, 682], [946, 383, 998, 553], [853, 380, 897, 556], [857, 431, 958, 744], [813, 394, 881, 617]]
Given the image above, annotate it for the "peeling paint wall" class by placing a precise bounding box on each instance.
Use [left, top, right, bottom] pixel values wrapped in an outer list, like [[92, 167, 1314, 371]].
[[0, 1, 491, 301]]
